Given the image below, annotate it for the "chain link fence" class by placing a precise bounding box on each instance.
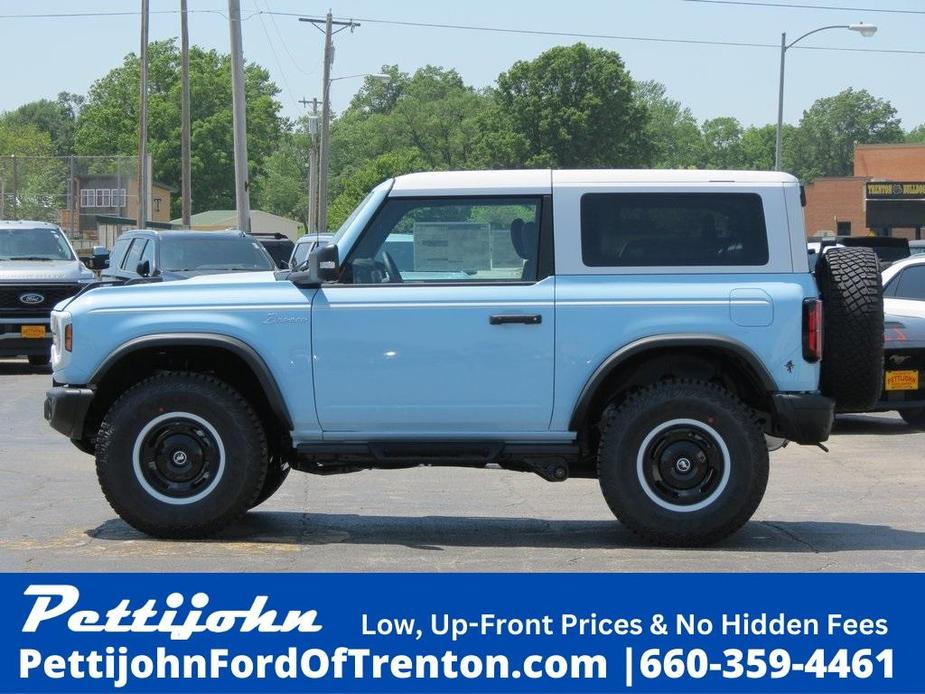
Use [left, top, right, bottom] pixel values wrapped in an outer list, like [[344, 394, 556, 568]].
[[0, 155, 140, 252]]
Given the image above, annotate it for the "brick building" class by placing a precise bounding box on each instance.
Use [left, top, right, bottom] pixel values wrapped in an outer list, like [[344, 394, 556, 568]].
[[802, 143, 925, 240]]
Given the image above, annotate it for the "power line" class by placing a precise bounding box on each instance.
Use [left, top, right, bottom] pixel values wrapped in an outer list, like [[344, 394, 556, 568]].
[[682, 1, 925, 16], [250, 0, 298, 108], [273, 13, 925, 56], [2, 8, 923, 57]]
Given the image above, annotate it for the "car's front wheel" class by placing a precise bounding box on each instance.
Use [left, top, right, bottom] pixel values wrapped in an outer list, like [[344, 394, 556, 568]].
[[96, 372, 268, 538], [900, 408, 925, 430], [597, 380, 769, 546]]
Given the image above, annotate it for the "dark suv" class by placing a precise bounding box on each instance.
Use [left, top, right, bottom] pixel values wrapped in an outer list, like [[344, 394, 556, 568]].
[[100, 230, 276, 281]]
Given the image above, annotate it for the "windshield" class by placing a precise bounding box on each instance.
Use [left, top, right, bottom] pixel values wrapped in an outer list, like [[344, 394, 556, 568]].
[[332, 189, 378, 244], [292, 241, 316, 267], [159, 237, 275, 272], [0, 227, 74, 261]]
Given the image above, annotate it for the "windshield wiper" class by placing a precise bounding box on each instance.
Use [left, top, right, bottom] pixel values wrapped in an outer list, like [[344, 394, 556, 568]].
[[7, 256, 56, 261]]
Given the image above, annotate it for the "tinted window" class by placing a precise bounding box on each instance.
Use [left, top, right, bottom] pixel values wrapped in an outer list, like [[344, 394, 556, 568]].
[[292, 241, 316, 267], [159, 237, 275, 272], [109, 238, 131, 270], [894, 265, 925, 300], [0, 227, 74, 261], [347, 197, 542, 283], [580, 193, 769, 267], [122, 239, 147, 271]]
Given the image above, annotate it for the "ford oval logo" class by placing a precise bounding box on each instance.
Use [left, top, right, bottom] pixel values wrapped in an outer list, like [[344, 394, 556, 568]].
[[19, 293, 44, 306]]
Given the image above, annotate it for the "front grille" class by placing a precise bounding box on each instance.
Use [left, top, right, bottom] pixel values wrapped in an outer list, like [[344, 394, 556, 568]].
[[0, 284, 80, 316]]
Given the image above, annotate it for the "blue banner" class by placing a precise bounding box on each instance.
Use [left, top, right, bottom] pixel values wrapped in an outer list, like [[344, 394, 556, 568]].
[[0, 573, 919, 692]]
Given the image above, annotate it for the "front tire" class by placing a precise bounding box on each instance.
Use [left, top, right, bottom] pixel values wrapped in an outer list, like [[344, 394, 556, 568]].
[[900, 408, 925, 430], [597, 380, 768, 546], [28, 352, 50, 366], [96, 372, 268, 538]]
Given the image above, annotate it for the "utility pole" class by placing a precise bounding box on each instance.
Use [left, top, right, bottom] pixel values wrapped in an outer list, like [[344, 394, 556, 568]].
[[228, 0, 251, 233], [137, 0, 149, 228], [299, 12, 360, 232], [180, 0, 192, 226], [299, 96, 320, 233]]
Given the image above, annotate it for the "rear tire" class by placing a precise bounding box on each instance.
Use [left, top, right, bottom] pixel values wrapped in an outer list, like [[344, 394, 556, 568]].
[[597, 380, 768, 546], [96, 372, 268, 538], [815, 247, 884, 412], [900, 408, 925, 430]]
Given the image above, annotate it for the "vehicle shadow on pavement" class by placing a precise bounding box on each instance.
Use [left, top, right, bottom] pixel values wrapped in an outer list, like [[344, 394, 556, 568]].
[[86, 515, 925, 554], [832, 414, 920, 436], [0, 360, 51, 377]]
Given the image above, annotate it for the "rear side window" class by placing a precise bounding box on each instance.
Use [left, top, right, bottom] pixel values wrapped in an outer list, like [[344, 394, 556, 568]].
[[580, 193, 769, 267]]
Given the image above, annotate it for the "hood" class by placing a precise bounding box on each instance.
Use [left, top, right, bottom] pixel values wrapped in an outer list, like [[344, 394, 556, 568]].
[[0, 258, 94, 282], [57, 270, 296, 313], [884, 299, 925, 349]]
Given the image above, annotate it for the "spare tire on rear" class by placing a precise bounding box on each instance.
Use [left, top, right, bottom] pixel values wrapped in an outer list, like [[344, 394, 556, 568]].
[[815, 246, 884, 412]]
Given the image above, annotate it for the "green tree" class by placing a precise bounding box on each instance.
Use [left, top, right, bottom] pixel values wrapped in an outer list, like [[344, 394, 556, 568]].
[[787, 88, 904, 181], [0, 92, 83, 156], [700, 117, 745, 169], [254, 127, 309, 224], [739, 124, 780, 171], [907, 124, 925, 144], [485, 43, 652, 168], [74, 39, 284, 216], [0, 121, 67, 220], [636, 80, 702, 168], [328, 149, 425, 229]]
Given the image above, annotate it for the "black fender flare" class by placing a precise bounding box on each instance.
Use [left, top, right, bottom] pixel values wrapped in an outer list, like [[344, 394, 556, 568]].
[[90, 333, 293, 430], [568, 334, 778, 431]]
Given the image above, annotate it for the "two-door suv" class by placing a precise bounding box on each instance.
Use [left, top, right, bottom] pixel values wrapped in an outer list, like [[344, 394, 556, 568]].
[[44, 170, 884, 545]]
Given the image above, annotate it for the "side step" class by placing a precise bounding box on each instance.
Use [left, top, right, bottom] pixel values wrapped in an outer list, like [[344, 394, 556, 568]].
[[293, 441, 579, 482]]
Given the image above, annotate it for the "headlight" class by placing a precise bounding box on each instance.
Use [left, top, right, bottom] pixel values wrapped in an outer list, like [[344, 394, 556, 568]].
[[50, 311, 72, 367]]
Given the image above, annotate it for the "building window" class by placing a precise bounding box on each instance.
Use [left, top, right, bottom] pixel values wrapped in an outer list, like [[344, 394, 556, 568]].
[[112, 188, 126, 207], [80, 189, 93, 208], [153, 197, 161, 213], [837, 221, 851, 236]]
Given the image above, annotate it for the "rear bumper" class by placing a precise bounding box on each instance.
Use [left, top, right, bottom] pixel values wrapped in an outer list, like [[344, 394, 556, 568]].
[[771, 392, 835, 445], [44, 386, 94, 440]]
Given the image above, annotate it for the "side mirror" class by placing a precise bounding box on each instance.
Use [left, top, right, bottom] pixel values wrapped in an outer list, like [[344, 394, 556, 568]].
[[90, 246, 110, 270], [289, 243, 339, 288], [136, 259, 151, 278], [310, 243, 340, 282]]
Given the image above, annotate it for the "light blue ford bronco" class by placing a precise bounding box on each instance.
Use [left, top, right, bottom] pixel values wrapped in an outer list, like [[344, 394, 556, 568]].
[[44, 170, 884, 545]]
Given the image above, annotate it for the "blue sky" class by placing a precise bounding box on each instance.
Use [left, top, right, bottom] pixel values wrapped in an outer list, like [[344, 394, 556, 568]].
[[0, 0, 922, 130]]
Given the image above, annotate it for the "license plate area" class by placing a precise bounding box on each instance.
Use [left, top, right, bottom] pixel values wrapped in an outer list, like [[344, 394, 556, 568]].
[[885, 370, 919, 391], [20, 325, 47, 339]]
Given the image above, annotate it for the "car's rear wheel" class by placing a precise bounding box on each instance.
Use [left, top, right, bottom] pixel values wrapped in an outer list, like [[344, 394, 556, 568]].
[[900, 408, 925, 430], [815, 247, 884, 412], [597, 380, 768, 546], [96, 372, 268, 538]]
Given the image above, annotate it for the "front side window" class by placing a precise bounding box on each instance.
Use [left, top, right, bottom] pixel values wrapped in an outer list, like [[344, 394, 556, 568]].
[[581, 193, 769, 267], [345, 197, 542, 284], [894, 265, 925, 300], [122, 239, 147, 271], [0, 227, 74, 261]]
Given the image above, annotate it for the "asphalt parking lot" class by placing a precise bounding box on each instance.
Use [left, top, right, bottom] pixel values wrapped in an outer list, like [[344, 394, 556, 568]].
[[1, 357, 924, 573]]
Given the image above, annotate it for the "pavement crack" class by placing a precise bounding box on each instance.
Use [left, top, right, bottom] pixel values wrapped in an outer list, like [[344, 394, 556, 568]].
[[761, 521, 820, 553]]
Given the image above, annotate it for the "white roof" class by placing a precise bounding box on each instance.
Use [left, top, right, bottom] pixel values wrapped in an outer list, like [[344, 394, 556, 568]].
[[882, 254, 925, 284], [389, 169, 797, 196]]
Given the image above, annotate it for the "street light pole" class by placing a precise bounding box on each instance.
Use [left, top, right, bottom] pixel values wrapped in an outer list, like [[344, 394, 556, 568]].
[[137, 0, 149, 228], [228, 0, 251, 233], [180, 0, 192, 227], [774, 23, 877, 171]]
